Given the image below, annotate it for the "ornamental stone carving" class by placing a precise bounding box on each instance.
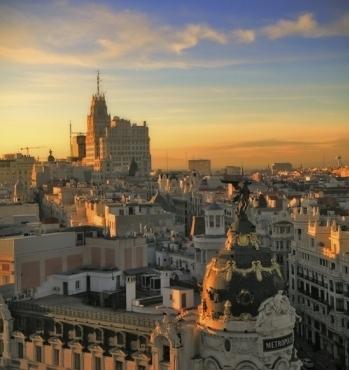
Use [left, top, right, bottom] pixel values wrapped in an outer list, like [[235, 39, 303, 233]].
[[151, 314, 181, 348], [256, 291, 297, 335]]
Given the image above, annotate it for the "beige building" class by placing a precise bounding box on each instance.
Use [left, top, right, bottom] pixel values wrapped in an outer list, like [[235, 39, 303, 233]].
[[188, 159, 211, 175], [289, 204, 349, 369], [71, 133, 86, 161], [0, 231, 147, 296], [0, 154, 35, 187], [71, 196, 182, 236]]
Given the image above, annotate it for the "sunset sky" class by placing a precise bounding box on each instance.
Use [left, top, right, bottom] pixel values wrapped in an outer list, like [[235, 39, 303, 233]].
[[0, 0, 349, 169]]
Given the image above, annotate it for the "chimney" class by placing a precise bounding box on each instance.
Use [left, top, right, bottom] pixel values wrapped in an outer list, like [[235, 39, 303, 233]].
[[126, 275, 136, 312], [160, 271, 171, 296]]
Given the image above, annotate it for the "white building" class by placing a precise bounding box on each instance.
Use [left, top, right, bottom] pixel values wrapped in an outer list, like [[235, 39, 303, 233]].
[[288, 203, 349, 369], [193, 203, 226, 279]]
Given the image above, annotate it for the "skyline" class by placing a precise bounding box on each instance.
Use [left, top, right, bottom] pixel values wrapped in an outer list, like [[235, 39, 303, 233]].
[[1, 0, 349, 169]]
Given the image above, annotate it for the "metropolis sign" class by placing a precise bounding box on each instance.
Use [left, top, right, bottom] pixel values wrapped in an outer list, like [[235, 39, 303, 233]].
[[263, 333, 294, 352]]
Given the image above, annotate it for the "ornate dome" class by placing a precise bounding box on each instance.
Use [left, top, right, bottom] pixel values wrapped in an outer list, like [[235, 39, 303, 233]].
[[200, 181, 285, 322]]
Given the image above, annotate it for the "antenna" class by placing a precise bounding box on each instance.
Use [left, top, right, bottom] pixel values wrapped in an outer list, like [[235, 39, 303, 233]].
[[97, 70, 100, 95], [335, 155, 342, 168], [166, 151, 169, 173], [69, 121, 72, 158]]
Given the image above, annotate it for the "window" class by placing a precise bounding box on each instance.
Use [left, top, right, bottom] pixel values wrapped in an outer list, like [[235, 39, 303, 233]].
[[35, 346, 42, 362], [163, 345, 170, 362], [75, 280, 80, 290], [73, 353, 81, 370], [18, 342, 24, 359], [209, 215, 214, 227], [95, 356, 101, 370], [138, 365, 146, 370], [75, 326, 82, 338], [335, 282, 343, 294], [215, 215, 220, 227], [336, 298, 344, 312], [181, 293, 187, 308], [329, 280, 334, 292], [53, 348, 60, 366], [115, 360, 123, 370], [55, 322, 62, 335]]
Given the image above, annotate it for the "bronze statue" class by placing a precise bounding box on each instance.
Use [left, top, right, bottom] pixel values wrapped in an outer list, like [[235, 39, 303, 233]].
[[232, 180, 250, 218]]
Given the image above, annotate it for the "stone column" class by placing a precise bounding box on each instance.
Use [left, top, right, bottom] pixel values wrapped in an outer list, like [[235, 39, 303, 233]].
[[0, 315, 13, 366], [151, 347, 159, 370], [171, 347, 183, 370]]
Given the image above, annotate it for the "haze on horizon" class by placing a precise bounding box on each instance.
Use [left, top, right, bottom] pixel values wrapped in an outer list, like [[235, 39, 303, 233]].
[[0, 0, 348, 170]]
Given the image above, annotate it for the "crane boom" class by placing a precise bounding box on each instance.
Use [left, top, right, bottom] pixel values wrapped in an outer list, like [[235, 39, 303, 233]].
[[19, 146, 45, 155]]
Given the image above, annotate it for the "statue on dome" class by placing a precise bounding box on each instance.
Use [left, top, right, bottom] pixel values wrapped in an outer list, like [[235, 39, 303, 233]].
[[232, 180, 250, 219]]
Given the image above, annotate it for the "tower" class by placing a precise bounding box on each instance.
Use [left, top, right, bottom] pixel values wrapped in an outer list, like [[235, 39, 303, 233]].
[[84, 71, 110, 168]]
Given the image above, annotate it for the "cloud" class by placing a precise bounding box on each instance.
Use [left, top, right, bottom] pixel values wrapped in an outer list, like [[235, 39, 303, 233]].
[[171, 24, 227, 54], [0, 3, 230, 66], [0, 46, 88, 66], [0, 2, 349, 68], [263, 12, 349, 39], [231, 29, 256, 44]]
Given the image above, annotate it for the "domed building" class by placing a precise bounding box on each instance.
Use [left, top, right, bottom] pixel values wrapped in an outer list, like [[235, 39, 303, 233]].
[[151, 181, 302, 370], [0, 180, 302, 370], [47, 149, 55, 163]]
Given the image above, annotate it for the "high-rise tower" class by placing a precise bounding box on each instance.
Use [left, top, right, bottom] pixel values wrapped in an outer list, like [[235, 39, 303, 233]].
[[85, 71, 110, 169], [83, 72, 151, 176]]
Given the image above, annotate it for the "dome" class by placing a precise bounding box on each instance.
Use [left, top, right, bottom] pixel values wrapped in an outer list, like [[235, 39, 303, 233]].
[[47, 149, 55, 162], [200, 181, 285, 321]]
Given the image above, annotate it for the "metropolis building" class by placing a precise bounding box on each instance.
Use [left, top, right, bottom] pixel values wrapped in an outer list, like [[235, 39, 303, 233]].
[[84, 73, 151, 176], [0, 182, 301, 370]]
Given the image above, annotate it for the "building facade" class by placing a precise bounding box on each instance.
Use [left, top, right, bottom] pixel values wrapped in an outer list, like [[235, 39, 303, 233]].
[[71, 134, 86, 161], [0, 181, 302, 370], [288, 205, 349, 369], [0, 154, 35, 188], [188, 159, 211, 175], [84, 74, 151, 176]]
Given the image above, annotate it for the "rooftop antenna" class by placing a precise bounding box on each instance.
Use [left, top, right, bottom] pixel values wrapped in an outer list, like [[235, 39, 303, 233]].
[[240, 165, 244, 176], [97, 70, 100, 95], [166, 151, 169, 173], [69, 121, 72, 158]]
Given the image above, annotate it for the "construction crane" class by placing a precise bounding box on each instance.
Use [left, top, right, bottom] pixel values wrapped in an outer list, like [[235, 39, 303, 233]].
[[19, 146, 45, 155], [335, 155, 343, 168]]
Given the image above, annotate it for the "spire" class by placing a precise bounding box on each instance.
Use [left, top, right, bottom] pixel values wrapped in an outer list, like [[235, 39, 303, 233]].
[[97, 70, 100, 95]]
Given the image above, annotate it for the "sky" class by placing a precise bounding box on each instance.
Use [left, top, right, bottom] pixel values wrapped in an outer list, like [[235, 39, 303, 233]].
[[0, 0, 349, 169]]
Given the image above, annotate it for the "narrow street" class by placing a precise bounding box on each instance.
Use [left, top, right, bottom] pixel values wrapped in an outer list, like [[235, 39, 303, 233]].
[[295, 335, 340, 370]]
